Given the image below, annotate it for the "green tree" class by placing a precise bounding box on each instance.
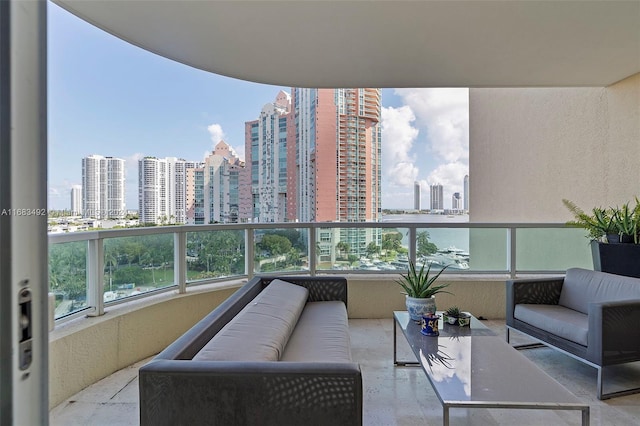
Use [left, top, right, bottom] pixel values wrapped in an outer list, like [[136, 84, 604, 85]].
[[336, 241, 350, 259], [49, 241, 87, 301], [260, 234, 292, 256], [191, 230, 245, 277], [417, 231, 438, 256], [366, 242, 381, 257], [287, 248, 302, 266], [382, 232, 402, 252]]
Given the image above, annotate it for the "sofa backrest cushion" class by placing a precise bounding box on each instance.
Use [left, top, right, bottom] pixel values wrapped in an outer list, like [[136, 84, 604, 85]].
[[280, 301, 352, 362], [193, 279, 308, 361], [559, 268, 640, 314]]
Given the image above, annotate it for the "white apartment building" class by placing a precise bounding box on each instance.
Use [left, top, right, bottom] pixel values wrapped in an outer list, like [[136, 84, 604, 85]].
[[452, 192, 462, 211], [82, 155, 125, 219], [139, 145, 242, 225], [138, 157, 199, 225], [70, 185, 82, 216], [430, 183, 444, 211]]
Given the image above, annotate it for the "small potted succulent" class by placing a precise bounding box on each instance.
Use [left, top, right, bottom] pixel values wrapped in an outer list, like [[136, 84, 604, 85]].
[[443, 306, 461, 324], [443, 306, 472, 326]]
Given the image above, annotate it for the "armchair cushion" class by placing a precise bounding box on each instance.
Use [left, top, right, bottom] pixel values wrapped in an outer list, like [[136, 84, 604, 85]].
[[559, 267, 640, 314], [514, 304, 588, 346]]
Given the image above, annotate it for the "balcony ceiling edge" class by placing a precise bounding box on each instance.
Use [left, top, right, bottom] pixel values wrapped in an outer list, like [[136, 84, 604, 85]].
[[53, 0, 640, 88]]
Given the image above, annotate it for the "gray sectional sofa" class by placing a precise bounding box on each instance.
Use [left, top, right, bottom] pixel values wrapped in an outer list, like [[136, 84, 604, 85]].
[[139, 276, 361, 426], [506, 267, 640, 399]]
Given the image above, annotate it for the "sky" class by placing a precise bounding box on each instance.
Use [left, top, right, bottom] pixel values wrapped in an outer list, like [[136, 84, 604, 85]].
[[47, 2, 469, 212]]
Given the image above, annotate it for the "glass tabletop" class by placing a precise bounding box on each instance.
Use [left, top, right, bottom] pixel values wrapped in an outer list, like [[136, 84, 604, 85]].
[[393, 311, 584, 405], [394, 310, 496, 338]]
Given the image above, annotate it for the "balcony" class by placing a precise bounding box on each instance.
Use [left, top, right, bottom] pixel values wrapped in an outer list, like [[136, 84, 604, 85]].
[[47, 221, 603, 412], [3, 1, 637, 424]]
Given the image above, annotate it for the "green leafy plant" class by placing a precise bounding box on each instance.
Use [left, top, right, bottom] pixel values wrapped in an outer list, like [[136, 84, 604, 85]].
[[445, 306, 461, 318], [563, 198, 640, 244], [396, 261, 452, 298], [633, 197, 640, 244], [562, 199, 615, 241], [613, 202, 634, 241]]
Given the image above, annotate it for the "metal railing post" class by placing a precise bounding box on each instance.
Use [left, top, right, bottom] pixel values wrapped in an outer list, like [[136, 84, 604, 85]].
[[86, 238, 104, 316], [408, 226, 417, 265], [174, 231, 186, 294], [308, 224, 317, 276], [246, 228, 254, 279], [509, 227, 517, 278]]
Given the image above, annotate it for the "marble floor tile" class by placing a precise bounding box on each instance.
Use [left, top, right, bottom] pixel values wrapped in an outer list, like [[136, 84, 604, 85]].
[[50, 318, 640, 425]]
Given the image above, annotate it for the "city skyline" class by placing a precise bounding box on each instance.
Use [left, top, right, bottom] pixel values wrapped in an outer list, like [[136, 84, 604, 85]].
[[49, 2, 469, 212]]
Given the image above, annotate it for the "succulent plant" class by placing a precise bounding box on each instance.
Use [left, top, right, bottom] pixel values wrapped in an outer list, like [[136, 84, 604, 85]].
[[445, 306, 460, 318]]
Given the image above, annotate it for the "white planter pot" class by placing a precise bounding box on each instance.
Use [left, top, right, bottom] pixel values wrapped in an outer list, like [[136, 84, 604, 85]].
[[405, 296, 436, 321]]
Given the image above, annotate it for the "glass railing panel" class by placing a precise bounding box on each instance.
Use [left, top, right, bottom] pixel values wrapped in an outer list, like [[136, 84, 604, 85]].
[[316, 227, 404, 272], [516, 228, 593, 271], [468, 228, 510, 271], [186, 229, 246, 283], [415, 227, 471, 271], [49, 241, 88, 319], [253, 228, 308, 274], [103, 234, 174, 302]]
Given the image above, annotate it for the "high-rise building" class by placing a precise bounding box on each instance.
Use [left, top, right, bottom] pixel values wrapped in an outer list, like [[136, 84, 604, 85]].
[[430, 184, 443, 211], [139, 157, 201, 225], [82, 155, 125, 219], [139, 144, 243, 226], [295, 88, 382, 259], [414, 182, 421, 210], [452, 192, 462, 210], [463, 174, 469, 212], [138, 157, 164, 224], [241, 88, 382, 258], [186, 141, 243, 224], [242, 91, 291, 222], [70, 185, 82, 216]]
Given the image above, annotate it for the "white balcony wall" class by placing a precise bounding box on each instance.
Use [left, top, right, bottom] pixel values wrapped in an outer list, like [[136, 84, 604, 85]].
[[470, 72, 640, 223]]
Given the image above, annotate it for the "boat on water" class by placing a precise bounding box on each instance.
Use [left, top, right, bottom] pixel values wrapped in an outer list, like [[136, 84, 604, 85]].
[[420, 246, 470, 270]]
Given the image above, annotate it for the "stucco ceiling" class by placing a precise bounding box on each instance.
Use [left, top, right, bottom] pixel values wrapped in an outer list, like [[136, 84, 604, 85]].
[[53, 0, 640, 88]]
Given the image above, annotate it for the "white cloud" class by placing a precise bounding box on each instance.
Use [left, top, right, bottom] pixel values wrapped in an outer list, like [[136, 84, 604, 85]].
[[427, 162, 468, 196], [207, 123, 226, 146], [394, 88, 469, 208], [381, 105, 420, 187], [123, 152, 145, 179], [232, 144, 245, 162], [395, 88, 469, 164], [123, 153, 145, 210]]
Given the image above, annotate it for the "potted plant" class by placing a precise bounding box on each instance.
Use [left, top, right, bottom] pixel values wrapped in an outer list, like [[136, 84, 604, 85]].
[[562, 199, 615, 242], [397, 261, 451, 321], [443, 306, 472, 326], [563, 198, 640, 278], [443, 306, 460, 324]]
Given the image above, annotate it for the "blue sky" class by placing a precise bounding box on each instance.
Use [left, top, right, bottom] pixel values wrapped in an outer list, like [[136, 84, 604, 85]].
[[48, 2, 469, 211]]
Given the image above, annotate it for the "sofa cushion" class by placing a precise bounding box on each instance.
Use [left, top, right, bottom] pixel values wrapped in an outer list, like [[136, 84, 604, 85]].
[[559, 268, 640, 314], [514, 304, 588, 346], [193, 279, 308, 361], [280, 301, 352, 362]]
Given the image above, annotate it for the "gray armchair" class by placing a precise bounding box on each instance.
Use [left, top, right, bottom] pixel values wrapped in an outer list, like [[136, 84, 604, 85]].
[[506, 268, 640, 399]]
